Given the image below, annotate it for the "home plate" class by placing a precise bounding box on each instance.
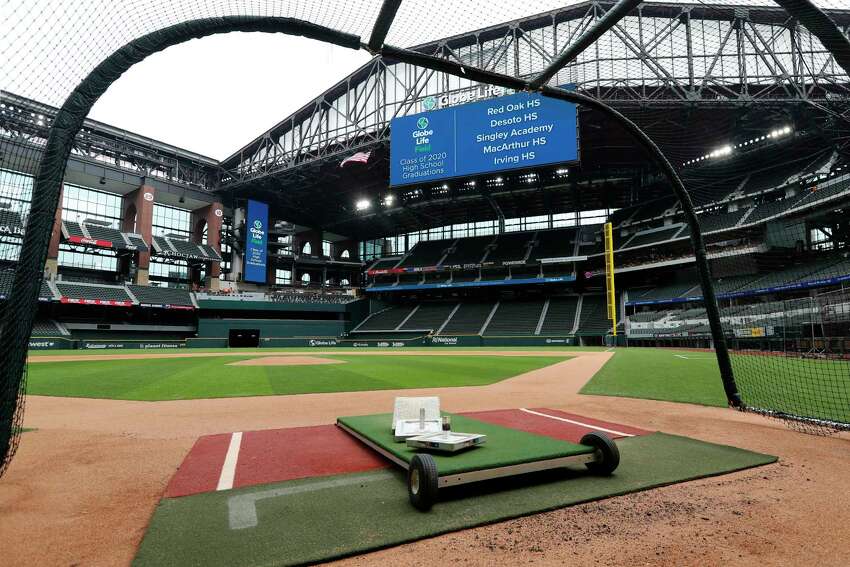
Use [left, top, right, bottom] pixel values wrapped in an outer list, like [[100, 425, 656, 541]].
[[227, 356, 345, 366]]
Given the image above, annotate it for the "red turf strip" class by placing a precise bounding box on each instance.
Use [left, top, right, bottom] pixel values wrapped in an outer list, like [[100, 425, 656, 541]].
[[165, 433, 233, 498], [460, 408, 649, 442], [165, 409, 649, 498], [233, 425, 388, 489]]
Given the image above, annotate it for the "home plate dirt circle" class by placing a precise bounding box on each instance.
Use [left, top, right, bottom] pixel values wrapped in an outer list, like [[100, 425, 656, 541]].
[[226, 356, 346, 366]]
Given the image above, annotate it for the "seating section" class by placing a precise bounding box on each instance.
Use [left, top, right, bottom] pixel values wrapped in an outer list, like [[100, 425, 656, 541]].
[[125, 234, 149, 251], [398, 239, 452, 268], [530, 229, 576, 261], [62, 221, 86, 238], [686, 177, 741, 207], [623, 226, 682, 249], [747, 198, 793, 224], [197, 243, 222, 261], [626, 296, 837, 338], [714, 274, 760, 294], [441, 236, 491, 266], [451, 271, 479, 282], [61, 220, 150, 251], [0, 270, 14, 298], [84, 223, 124, 243], [627, 254, 850, 305], [697, 209, 748, 233], [128, 285, 193, 307], [628, 196, 677, 223], [631, 281, 699, 302], [169, 238, 206, 257], [792, 178, 850, 211], [480, 268, 509, 281], [0, 270, 55, 300], [740, 159, 807, 195], [356, 305, 417, 332], [488, 232, 532, 264], [398, 303, 456, 331], [483, 300, 545, 336], [31, 319, 64, 336], [39, 280, 54, 300], [55, 282, 132, 302], [575, 295, 610, 334], [368, 257, 401, 271], [576, 226, 603, 255], [268, 290, 355, 304], [438, 302, 494, 335], [539, 296, 578, 335], [151, 236, 220, 261]]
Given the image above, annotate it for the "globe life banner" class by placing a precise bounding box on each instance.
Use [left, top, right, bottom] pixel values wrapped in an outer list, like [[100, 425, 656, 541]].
[[390, 90, 578, 186], [244, 199, 269, 283]]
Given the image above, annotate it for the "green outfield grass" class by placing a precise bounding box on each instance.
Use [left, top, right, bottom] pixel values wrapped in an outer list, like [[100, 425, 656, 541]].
[[581, 349, 728, 407], [581, 348, 850, 423], [26, 346, 606, 357], [25, 354, 568, 401]]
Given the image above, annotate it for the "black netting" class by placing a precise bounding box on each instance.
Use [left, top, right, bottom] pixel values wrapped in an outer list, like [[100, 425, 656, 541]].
[[2, 0, 850, 476]]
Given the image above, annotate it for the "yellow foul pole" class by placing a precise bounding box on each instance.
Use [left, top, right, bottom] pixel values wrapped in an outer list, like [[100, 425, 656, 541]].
[[603, 222, 617, 336]]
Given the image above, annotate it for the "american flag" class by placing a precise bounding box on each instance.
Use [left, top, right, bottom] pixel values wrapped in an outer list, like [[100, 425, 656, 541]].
[[340, 150, 371, 167]]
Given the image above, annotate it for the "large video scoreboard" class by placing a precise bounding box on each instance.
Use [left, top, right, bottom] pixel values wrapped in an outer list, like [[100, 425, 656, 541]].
[[389, 91, 578, 187]]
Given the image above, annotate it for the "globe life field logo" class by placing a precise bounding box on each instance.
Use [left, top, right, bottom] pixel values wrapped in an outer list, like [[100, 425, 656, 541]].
[[249, 218, 265, 245], [412, 116, 433, 153]]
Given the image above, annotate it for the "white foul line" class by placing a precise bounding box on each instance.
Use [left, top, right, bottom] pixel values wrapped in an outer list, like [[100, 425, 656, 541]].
[[519, 408, 634, 438], [217, 431, 243, 491]]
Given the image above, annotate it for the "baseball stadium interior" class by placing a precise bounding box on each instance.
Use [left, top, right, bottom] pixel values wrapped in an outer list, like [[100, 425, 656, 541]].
[[2, 83, 848, 351], [3, 1, 850, 565]]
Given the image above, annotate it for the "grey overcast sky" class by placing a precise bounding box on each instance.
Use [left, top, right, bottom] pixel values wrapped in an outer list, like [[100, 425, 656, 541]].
[[86, 33, 371, 160]]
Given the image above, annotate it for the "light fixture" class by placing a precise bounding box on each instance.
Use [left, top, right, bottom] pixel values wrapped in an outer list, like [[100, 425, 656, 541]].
[[383, 194, 394, 207], [355, 199, 371, 211], [99, 176, 106, 185]]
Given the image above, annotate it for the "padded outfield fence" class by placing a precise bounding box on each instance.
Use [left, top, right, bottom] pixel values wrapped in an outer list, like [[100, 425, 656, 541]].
[[3, 0, 850, 476]]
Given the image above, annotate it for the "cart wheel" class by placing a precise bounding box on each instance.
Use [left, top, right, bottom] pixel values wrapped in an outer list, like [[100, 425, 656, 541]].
[[408, 454, 439, 511], [580, 431, 620, 475]]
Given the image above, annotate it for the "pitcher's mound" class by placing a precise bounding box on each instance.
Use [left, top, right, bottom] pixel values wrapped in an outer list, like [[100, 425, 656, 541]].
[[227, 356, 344, 367]]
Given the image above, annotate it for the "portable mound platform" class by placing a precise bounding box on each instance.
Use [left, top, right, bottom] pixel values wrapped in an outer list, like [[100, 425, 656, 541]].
[[337, 413, 619, 510], [138, 412, 776, 566]]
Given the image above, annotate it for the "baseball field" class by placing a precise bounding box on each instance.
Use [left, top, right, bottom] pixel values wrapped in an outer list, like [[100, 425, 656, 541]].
[[4, 346, 849, 566]]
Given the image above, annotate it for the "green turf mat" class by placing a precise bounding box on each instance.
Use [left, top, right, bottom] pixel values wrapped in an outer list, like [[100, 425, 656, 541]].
[[134, 433, 776, 567], [337, 413, 592, 475]]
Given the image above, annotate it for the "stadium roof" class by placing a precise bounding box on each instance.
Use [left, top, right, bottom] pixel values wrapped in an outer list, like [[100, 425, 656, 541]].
[[3, 0, 849, 241]]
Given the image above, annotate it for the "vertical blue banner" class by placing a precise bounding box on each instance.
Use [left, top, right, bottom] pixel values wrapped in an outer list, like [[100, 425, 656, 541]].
[[244, 199, 268, 283]]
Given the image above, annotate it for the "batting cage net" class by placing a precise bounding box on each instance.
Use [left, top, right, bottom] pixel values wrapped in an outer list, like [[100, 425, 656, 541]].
[[2, 0, 849, 475]]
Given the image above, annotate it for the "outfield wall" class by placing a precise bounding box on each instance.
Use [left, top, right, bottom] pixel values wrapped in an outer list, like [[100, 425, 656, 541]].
[[196, 319, 347, 339], [27, 335, 578, 350], [28, 338, 188, 350]]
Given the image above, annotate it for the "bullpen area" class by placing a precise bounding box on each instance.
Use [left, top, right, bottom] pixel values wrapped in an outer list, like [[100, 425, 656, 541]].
[[6, 347, 848, 566]]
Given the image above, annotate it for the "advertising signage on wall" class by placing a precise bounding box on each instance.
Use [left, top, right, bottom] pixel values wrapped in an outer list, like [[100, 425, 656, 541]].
[[244, 199, 268, 283], [389, 90, 578, 186]]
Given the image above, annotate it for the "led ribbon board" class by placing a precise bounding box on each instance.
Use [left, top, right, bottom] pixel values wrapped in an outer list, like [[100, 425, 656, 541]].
[[390, 90, 578, 187], [244, 199, 269, 283]]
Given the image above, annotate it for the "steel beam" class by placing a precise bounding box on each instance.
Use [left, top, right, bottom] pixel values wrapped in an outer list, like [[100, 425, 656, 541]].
[[529, 0, 643, 90]]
